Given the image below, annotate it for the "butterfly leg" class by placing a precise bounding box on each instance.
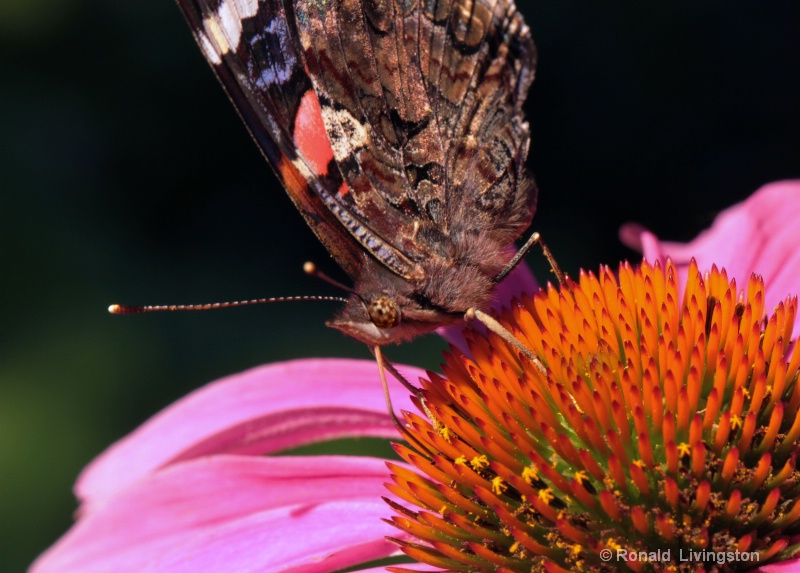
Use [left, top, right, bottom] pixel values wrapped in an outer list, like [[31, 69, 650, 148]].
[[377, 351, 420, 396], [373, 345, 433, 452], [373, 345, 404, 431], [378, 353, 447, 442], [492, 231, 569, 292], [464, 308, 546, 375]]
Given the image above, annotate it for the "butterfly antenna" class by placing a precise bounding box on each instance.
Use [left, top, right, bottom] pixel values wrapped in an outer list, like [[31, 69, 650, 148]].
[[108, 295, 348, 315], [304, 261, 357, 295]]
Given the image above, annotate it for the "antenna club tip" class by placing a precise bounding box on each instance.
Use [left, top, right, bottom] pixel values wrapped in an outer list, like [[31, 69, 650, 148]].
[[303, 261, 316, 274], [109, 303, 143, 314]]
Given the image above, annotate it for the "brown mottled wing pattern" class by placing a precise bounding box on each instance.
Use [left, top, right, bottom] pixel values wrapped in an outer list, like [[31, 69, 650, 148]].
[[176, 0, 535, 284], [294, 0, 536, 251]]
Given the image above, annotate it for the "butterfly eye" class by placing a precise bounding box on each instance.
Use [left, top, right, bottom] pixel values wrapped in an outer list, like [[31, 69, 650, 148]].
[[368, 296, 401, 329]]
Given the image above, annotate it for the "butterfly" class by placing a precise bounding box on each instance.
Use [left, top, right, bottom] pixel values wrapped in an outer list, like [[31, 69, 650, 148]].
[[174, 0, 537, 347]]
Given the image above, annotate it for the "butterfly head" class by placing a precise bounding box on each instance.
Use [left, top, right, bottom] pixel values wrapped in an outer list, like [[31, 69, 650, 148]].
[[326, 255, 498, 345], [328, 299, 453, 345], [325, 267, 443, 344], [327, 290, 449, 345]]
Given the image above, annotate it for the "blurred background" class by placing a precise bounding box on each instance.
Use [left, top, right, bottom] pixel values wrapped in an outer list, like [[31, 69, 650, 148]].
[[2, 1, 799, 570]]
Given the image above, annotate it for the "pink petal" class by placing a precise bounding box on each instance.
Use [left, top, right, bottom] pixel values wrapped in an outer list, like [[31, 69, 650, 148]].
[[439, 259, 538, 351], [144, 500, 400, 573], [33, 456, 407, 573], [621, 181, 800, 328], [757, 558, 800, 572], [78, 359, 424, 513]]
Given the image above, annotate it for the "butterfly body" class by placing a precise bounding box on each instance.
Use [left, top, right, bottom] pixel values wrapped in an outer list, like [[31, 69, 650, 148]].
[[177, 0, 537, 345]]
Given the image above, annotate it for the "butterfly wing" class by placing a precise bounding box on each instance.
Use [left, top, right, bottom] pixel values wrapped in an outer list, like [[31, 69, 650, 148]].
[[292, 0, 537, 249], [176, 0, 369, 278], [176, 0, 534, 282]]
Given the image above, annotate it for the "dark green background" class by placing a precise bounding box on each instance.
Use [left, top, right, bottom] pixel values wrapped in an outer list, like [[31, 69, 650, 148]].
[[2, 1, 799, 571]]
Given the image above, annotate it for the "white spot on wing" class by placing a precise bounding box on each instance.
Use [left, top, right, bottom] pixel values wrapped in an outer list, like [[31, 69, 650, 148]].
[[234, 0, 260, 18], [216, 1, 243, 52], [197, 30, 222, 64], [256, 65, 291, 88], [320, 106, 369, 162], [200, 0, 259, 55], [203, 17, 232, 56], [251, 18, 296, 88]]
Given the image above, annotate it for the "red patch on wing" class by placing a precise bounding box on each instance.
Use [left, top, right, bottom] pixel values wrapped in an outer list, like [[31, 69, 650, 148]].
[[294, 90, 349, 197]]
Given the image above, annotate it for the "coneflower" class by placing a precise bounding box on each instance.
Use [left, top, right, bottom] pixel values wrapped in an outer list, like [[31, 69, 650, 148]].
[[388, 259, 800, 572]]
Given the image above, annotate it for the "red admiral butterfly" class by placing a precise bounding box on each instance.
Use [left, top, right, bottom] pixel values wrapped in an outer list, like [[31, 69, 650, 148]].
[[173, 0, 537, 346]]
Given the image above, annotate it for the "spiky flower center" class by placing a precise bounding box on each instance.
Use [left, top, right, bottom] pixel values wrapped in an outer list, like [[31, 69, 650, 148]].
[[386, 260, 800, 572]]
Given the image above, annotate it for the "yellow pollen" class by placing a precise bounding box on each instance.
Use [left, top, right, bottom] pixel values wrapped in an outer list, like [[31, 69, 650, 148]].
[[633, 460, 646, 469], [438, 425, 454, 441], [470, 455, 490, 470], [731, 415, 743, 431], [454, 455, 467, 465], [492, 476, 507, 494], [677, 442, 691, 457], [574, 470, 590, 486], [538, 488, 555, 505], [522, 466, 539, 484]]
